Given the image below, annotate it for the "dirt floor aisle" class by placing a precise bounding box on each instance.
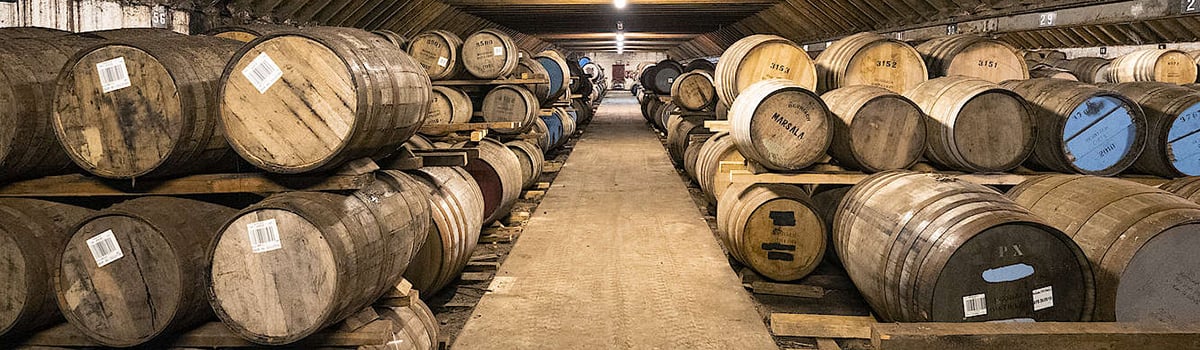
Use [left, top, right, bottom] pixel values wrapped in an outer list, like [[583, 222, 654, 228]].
[[453, 92, 777, 349]]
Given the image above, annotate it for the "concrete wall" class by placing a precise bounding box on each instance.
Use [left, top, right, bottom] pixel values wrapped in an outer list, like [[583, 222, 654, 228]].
[[581, 51, 668, 89], [1057, 43, 1200, 60], [0, 0, 191, 34]]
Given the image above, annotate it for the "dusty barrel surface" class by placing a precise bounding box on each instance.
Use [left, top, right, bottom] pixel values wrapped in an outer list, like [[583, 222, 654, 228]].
[[646, 59, 683, 95], [715, 35, 818, 107], [1162, 177, 1200, 203], [903, 76, 1035, 172], [515, 57, 552, 104], [373, 30, 408, 49], [729, 79, 832, 171], [461, 29, 519, 79], [717, 183, 825, 281], [665, 115, 711, 168], [0, 26, 68, 39], [1107, 49, 1198, 85], [1000, 78, 1146, 175], [815, 32, 927, 93], [1008, 175, 1200, 322], [695, 132, 745, 204], [209, 171, 431, 345], [53, 35, 243, 179], [404, 167, 485, 295], [0, 199, 94, 338], [1108, 82, 1200, 177], [56, 197, 235, 347], [373, 297, 439, 350], [422, 86, 474, 137], [916, 34, 1029, 83], [506, 140, 545, 190], [671, 70, 718, 111], [535, 50, 571, 104], [481, 85, 538, 134], [836, 171, 1094, 322], [1044, 57, 1111, 84], [204, 24, 293, 42], [407, 30, 463, 80], [453, 138, 523, 226], [685, 59, 716, 73], [820, 85, 926, 173], [1028, 66, 1079, 81], [220, 27, 431, 174], [552, 108, 577, 150]]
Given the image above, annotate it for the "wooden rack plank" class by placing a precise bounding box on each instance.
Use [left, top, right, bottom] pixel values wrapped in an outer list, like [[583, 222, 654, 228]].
[[19, 321, 394, 348], [433, 78, 549, 86], [704, 120, 730, 132], [770, 314, 877, 339], [0, 172, 376, 197], [871, 322, 1200, 350], [420, 122, 520, 134]]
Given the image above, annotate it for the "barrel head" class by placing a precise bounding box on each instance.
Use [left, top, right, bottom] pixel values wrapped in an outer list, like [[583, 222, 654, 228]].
[[741, 198, 825, 281], [1115, 223, 1200, 323], [1062, 95, 1140, 173], [0, 231, 27, 335], [1169, 103, 1200, 175], [954, 91, 1034, 171]]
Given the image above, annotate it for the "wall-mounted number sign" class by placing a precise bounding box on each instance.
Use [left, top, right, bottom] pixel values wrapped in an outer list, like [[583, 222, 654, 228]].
[[1185, 0, 1199, 14], [151, 6, 171, 29], [1038, 12, 1057, 27]]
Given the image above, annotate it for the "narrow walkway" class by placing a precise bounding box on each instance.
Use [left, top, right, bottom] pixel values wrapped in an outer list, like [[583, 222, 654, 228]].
[[454, 92, 776, 349]]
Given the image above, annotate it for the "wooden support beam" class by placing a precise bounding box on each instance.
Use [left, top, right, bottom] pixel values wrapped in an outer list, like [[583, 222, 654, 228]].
[[769, 314, 877, 339], [871, 322, 1200, 350], [433, 78, 549, 86], [0, 172, 376, 197]]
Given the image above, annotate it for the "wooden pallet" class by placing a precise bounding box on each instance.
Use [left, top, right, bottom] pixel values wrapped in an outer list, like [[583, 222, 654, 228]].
[[720, 160, 1170, 187]]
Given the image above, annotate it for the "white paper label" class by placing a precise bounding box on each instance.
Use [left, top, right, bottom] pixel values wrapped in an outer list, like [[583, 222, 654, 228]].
[[247, 219, 282, 253], [87, 230, 124, 267], [437, 56, 449, 67], [1033, 286, 1054, 311], [488, 276, 517, 294], [96, 57, 131, 93], [242, 52, 284, 94], [493, 46, 503, 56], [963, 293, 987, 318]]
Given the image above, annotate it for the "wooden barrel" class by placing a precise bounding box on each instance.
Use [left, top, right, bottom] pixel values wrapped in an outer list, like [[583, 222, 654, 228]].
[[461, 29, 519, 79], [553, 107, 578, 150], [1008, 175, 1200, 322], [583, 62, 605, 83], [1022, 49, 1068, 63], [406, 134, 436, 151], [671, 70, 718, 111], [916, 34, 1029, 83], [204, 24, 293, 42], [684, 59, 716, 73], [506, 140, 545, 189], [1109, 82, 1200, 176], [57, 197, 235, 347], [1106, 49, 1198, 85], [651, 101, 678, 131], [481, 85, 538, 134], [665, 115, 711, 168], [422, 86, 474, 137], [453, 138, 523, 226], [220, 27, 431, 174], [809, 185, 850, 264], [729, 79, 832, 171], [1161, 177, 1200, 203], [53, 35, 242, 179], [210, 171, 431, 345], [0, 199, 94, 338], [404, 167, 485, 295], [568, 59, 589, 94], [1029, 66, 1079, 81], [373, 30, 408, 49], [820, 85, 926, 173], [535, 50, 571, 104], [515, 57, 552, 104], [407, 30, 463, 81], [717, 183, 825, 281], [1000, 78, 1146, 175], [683, 139, 704, 181], [0, 34, 111, 182], [815, 32, 928, 94], [1044, 57, 1111, 84], [903, 76, 1035, 172], [372, 298, 438, 350], [638, 64, 659, 93], [695, 132, 745, 204], [0, 26, 68, 40], [533, 115, 557, 152], [837, 171, 1093, 322], [716, 100, 729, 120], [571, 98, 592, 125], [646, 59, 683, 95], [641, 98, 661, 123], [715, 35, 818, 107]]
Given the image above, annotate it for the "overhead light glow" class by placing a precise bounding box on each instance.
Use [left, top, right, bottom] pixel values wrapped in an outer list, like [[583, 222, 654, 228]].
[[614, 0, 627, 9], [616, 33, 625, 42]]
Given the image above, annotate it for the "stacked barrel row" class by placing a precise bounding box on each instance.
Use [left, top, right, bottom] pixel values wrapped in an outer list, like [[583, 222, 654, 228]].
[[1025, 48, 1200, 85]]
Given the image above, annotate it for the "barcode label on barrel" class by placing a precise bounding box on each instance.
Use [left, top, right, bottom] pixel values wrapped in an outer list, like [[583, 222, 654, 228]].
[[247, 219, 282, 253], [86, 230, 123, 267], [493, 47, 503, 56], [1033, 286, 1054, 311], [963, 293, 987, 317], [437, 56, 449, 67], [96, 57, 131, 93], [242, 52, 284, 94]]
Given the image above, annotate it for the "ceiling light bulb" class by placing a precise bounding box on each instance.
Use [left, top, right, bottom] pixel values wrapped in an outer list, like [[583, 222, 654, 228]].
[[616, 33, 625, 42], [615, 0, 627, 9]]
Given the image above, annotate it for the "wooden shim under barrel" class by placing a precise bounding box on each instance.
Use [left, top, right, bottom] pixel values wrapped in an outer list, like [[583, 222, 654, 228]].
[[1008, 175, 1200, 322]]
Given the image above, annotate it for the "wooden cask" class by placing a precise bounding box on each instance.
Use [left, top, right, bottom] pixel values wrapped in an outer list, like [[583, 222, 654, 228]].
[[461, 29, 519, 79], [1029, 66, 1079, 81], [481, 85, 538, 134], [916, 34, 1029, 83], [641, 98, 661, 123], [1109, 82, 1200, 176], [716, 100, 729, 120], [821, 86, 926, 173], [407, 30, 463, 80], [404, 167, 485, 295], [373, 30, 408, 49], [684, 59, 716, 73], [1000, 78, 1146, 175], [809, 185, 850, 264], [837, 171, 1093, 322], [506, 140, 545, 189], [568, 58, 589, 94], [1022, 49, 1068, 63], [0, 26, 67, 40], [1044, 57, 1111, 84], [515, 57, 552, 104], [652, 101, 678, 131], [683, 139, 703, 181], [552, 107, 578, 150], [665, 115, 711, 168], [715, 35, 818, 107], [638, 64, 659, 93], [695, 132, 745, 204], [729, 79, 832, 171], [1107, 49, 1198, 85], [210, 171, 431, 345], [533, 114, 557, 152], [421, 86, 474, 137], [204, 24, 292, 42], [534, 50, 571, 104], [670, 70, 718, 111], [1161, 177, 1200, 203], [57, 197, 235, 347], [220, 27, 431, 174], [717, 183, 825, 281], [0, 35, 110, 182], [53, 35, 242, 179], [372, 298, 438, 350], [0, 199, 94, 338], [453, 138, 523, 226], [815, 32, 928, 93], [582, 62, 605, 83], [903, 76, 1035, 172], [406, 134, 435, 151], [570, 98, 592, 125], [1009, 175, 1200, 322], [646, 59, 683, 95]]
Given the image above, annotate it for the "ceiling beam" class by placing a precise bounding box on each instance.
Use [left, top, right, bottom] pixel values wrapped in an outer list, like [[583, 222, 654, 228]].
[[443, 0, 778, 5], [537, 32, 700, 40]]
